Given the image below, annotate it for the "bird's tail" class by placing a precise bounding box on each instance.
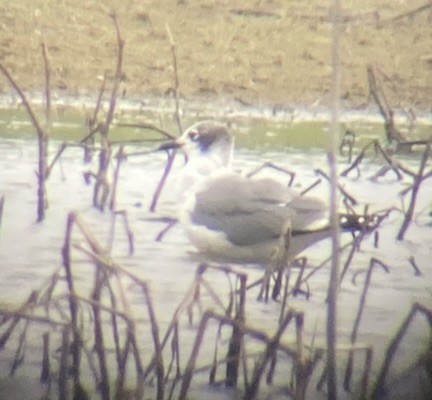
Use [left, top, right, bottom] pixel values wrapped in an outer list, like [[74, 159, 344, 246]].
[[339, 212, 381, 232]]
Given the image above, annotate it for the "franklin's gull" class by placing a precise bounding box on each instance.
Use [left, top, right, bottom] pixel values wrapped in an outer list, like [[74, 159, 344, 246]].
[[159, 121, 368, 264]]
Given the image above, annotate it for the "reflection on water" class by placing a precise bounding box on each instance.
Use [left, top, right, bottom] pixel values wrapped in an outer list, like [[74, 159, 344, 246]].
[[0, 114, 431, 399]]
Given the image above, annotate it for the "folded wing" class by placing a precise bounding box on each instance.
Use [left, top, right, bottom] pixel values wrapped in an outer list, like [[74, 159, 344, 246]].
[[190, 173, 329, 246]]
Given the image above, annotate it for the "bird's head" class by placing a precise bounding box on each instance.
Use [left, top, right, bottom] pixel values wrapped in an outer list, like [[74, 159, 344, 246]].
[[158, 121, 234, 167]]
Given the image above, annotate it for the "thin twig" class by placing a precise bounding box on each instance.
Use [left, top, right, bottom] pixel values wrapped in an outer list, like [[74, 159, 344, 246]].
[[397, 143, 430, 239], [165, 23, 183, 133]]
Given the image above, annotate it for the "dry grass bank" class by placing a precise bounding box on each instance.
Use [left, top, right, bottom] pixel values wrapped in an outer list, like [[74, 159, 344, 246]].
[[0, 0, 431, 110]]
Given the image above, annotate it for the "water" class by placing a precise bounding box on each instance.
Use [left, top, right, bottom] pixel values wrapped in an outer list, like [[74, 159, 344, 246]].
[[0, 109, 431, 399]]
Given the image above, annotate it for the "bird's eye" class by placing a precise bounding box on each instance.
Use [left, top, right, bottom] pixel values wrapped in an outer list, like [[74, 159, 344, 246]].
[[188, 130, 199, 141]]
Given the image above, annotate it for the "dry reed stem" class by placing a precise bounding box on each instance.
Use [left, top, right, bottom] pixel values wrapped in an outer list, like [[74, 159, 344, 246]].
[[58, 327, 70, 400], [344, 258, 389, 391], [41, 332, 50, 383], [340, 140, 376, 178], [155, 218, 178, 242], [91, 268, 111, 400], [110, 210, 135, 255], [408, 256, 422, 276], [0, 61, 49, 221], [10, 319, 29, 375], [62, 211, 101, 392], [339, 129, 356, 164], [109, 145, 125, 211], [339, 232, 367, 283], [92, 13, 124, 211], [45, 142, 67, 179], [178, 309, 303, 399], [340, 139, 417, 179], [80, 72, 107, 165], [244, 310, 296, 400], [150, 149, 177, 212], [300, 178, 322, 196], [315, 168, 358, 205], [246, 162, 296, 187], [327, 1, 342, 398], [371, 302, 432, 399], [63, 212, 156, 397], [118, 122, 176, 140], [73, 240, 165, 398], [165, 23, 183, 133], [373, 141, 417, 177], [143, 271, 204, 380], [399, 167, 432, 196], [166, 323, 181, 399], [258, 222, 291, 302], [41, 41, 51, 128], [0, 310, 66, 327], [225, 273, 247, 387], [290, 257, 308, 298], [146, 264, 248, 388], [367, 65, 405, 144], [141, 284, 165, 400], [397, 143, 431, 239], [272, 225, 292, 301]]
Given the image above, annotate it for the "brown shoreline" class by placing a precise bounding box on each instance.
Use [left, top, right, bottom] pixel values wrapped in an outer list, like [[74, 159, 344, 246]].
[[0, 1, 431, 112]]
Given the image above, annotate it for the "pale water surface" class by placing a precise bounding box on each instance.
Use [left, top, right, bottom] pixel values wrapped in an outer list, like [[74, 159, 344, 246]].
[[0, 113, 431, 399]]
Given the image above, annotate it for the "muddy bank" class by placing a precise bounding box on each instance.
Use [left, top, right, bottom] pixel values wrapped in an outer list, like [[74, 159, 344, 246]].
[[0, 0, 431, 112]]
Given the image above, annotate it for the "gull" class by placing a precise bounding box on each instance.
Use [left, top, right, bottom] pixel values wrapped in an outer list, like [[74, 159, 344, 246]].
[[159, 121, 367, 264]]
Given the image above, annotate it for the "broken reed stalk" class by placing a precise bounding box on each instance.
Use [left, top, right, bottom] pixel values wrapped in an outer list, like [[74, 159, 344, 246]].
[[300, 178, 322, 196], [340, 140, 376, 177], [71, 291, 125, 394], [339, 231, 367, 283], [315, 168, 357, 205], [81, 72, 107, 163], [327, 0, 342, 398], [109, 145, 125, 211], [371, 302, 432, 399], [367, 65, 406, 145], [93, 13, 124, 211], [397, 143, 430, 240], [73, 238, 165, 399], [91, 268, 111, 400], [246, 162, 296, 187], [41, 42, 51, 128], [344, 258, 389, 391], [82, 72, 107, 144], [118, 122, 176, 140], [244, 310, 296, 400], [0, 60, 49, 222], [225, 273, 247, 387], [10, 319, 30, 375], [45, 142, 67, 179], [340, 138, 417, 180], [149, 23, 188, 213], [339, 129, 356, 164], [61, 212, 84, 394], [107, 210, 135, 255], [150, 149, 177, 212], [178, 309, 302, 400], [143, 265, 208, 380], [258, 222, 291, 302], [165, 23, 183, 133], [141, 284, 165, 400], [41, 332, 50, 383], [0, 291, 38, 350], [58, 327, 70, 400]]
